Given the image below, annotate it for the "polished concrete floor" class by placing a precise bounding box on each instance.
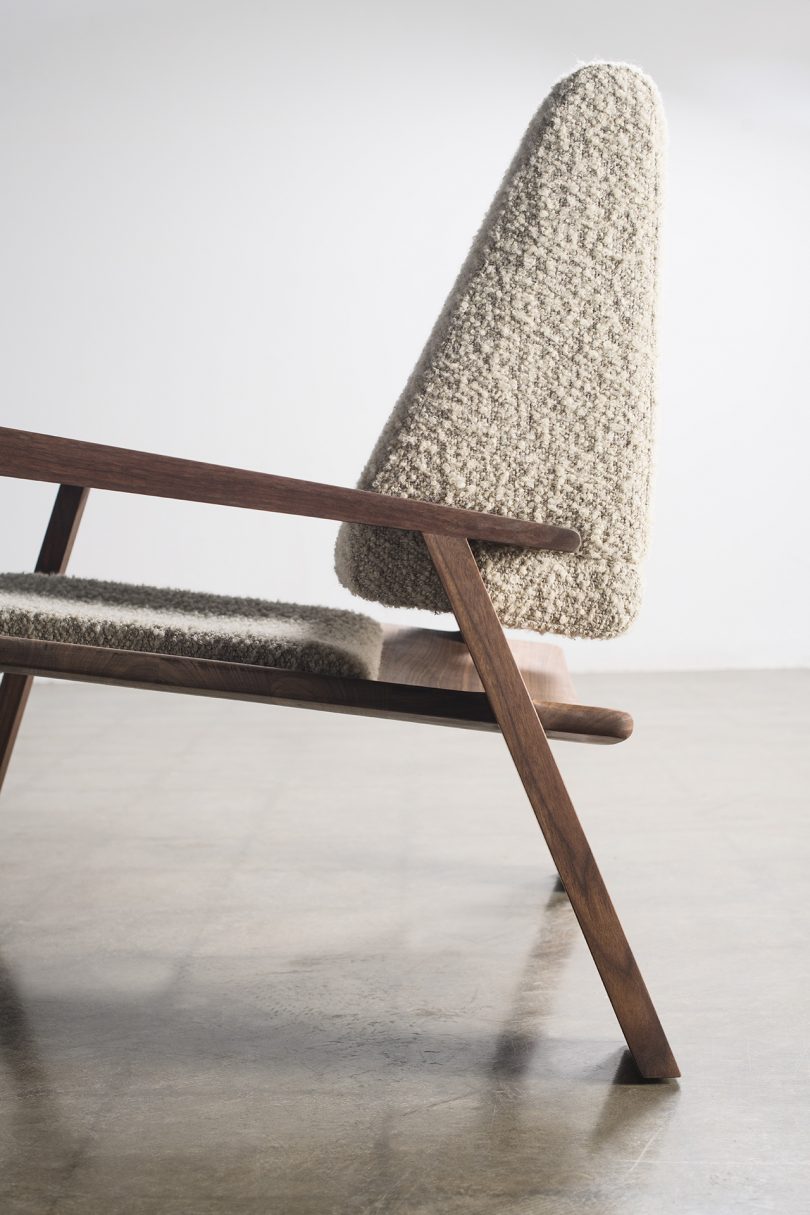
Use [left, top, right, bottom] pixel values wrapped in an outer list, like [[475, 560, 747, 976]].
[[0, 670, 807, 1213]]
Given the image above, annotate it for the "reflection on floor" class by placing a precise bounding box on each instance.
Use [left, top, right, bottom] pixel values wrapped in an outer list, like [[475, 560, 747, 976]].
[[0, 670, 807, 1213]]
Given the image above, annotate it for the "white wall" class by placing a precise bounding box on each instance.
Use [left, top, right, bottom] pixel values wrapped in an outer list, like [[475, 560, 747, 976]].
[[1, 0, 808, 672]]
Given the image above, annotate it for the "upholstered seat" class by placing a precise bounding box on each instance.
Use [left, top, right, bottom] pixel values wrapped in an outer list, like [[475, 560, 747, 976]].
[[0, 573, 384, 680], [336, 63, 665, 640]]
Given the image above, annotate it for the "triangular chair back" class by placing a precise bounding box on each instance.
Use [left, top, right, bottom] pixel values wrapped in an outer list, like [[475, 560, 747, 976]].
[[337, 63, 664, 640]]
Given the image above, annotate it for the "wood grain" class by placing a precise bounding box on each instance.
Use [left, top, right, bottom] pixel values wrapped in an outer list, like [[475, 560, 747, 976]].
[[382, 625, 577, 701], [380, 625, 632, 742], [34, 485, 90, 573], [0, 675, 32, 792], [0, 635, 630, 745], [0, 427, 580, 553], [422, 532, 679, 1079], [0, 484, 89, 791]]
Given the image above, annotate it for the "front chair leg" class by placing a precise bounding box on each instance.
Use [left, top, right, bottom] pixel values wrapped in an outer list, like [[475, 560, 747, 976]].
[[423, 532, 679, 1079], [0, 674, 35, 791], [0, 484, 88, 795]]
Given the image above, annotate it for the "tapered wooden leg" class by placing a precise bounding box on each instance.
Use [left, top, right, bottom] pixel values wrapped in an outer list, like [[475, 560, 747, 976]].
[[423, 533, 679, 1079], [0, 484, 88, 796], [0, 675, 34, 792]]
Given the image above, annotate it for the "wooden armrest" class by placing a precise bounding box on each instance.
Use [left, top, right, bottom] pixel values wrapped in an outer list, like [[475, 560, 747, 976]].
[[0, 427, 581, 552]]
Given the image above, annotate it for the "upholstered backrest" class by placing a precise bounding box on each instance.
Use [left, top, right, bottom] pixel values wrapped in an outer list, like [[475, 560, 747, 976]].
[[335, 63, 665, 639]]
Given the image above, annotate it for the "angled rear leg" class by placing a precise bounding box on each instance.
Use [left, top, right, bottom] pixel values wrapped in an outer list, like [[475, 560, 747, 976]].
[[0, 485, 88, 795], [423, 532, 679, 1079]]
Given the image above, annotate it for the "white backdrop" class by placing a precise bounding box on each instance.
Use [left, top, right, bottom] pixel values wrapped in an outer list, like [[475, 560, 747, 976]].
[[1, 0, 808, 672]]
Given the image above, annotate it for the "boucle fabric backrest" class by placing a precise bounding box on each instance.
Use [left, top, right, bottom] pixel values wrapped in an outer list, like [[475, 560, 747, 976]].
[[335, 63, 665, 639]]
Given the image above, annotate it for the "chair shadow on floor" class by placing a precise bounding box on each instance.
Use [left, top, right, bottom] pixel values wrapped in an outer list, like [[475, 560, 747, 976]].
[[0, 876, 679, 1213], [0, 952, 83, 1196]]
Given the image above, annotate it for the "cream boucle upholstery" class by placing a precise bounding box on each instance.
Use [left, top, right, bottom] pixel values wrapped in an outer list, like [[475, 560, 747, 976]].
[[0, 574, 384, 680], [335, 63, 665, 639]]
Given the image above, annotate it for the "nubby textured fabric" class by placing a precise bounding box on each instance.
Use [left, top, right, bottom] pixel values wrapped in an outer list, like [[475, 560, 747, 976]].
[[335, 63, 665, 638], [0, 574, 384, 680]]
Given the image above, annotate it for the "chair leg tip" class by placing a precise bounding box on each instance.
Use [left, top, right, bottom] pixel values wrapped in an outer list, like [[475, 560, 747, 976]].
[[613, 1048, 681, 1083], [640, 1055, 681, 1081]]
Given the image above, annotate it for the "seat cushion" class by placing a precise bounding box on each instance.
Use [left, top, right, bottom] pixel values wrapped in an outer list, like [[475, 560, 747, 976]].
[[0, 574, 384, 681]]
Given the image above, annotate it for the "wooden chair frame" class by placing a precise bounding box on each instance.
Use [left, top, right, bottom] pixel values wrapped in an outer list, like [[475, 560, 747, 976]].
[[0, 426, 679, 1079]]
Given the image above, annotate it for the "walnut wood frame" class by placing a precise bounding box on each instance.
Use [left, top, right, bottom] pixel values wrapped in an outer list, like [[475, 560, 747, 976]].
[[0, 428, 679, 1078]]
